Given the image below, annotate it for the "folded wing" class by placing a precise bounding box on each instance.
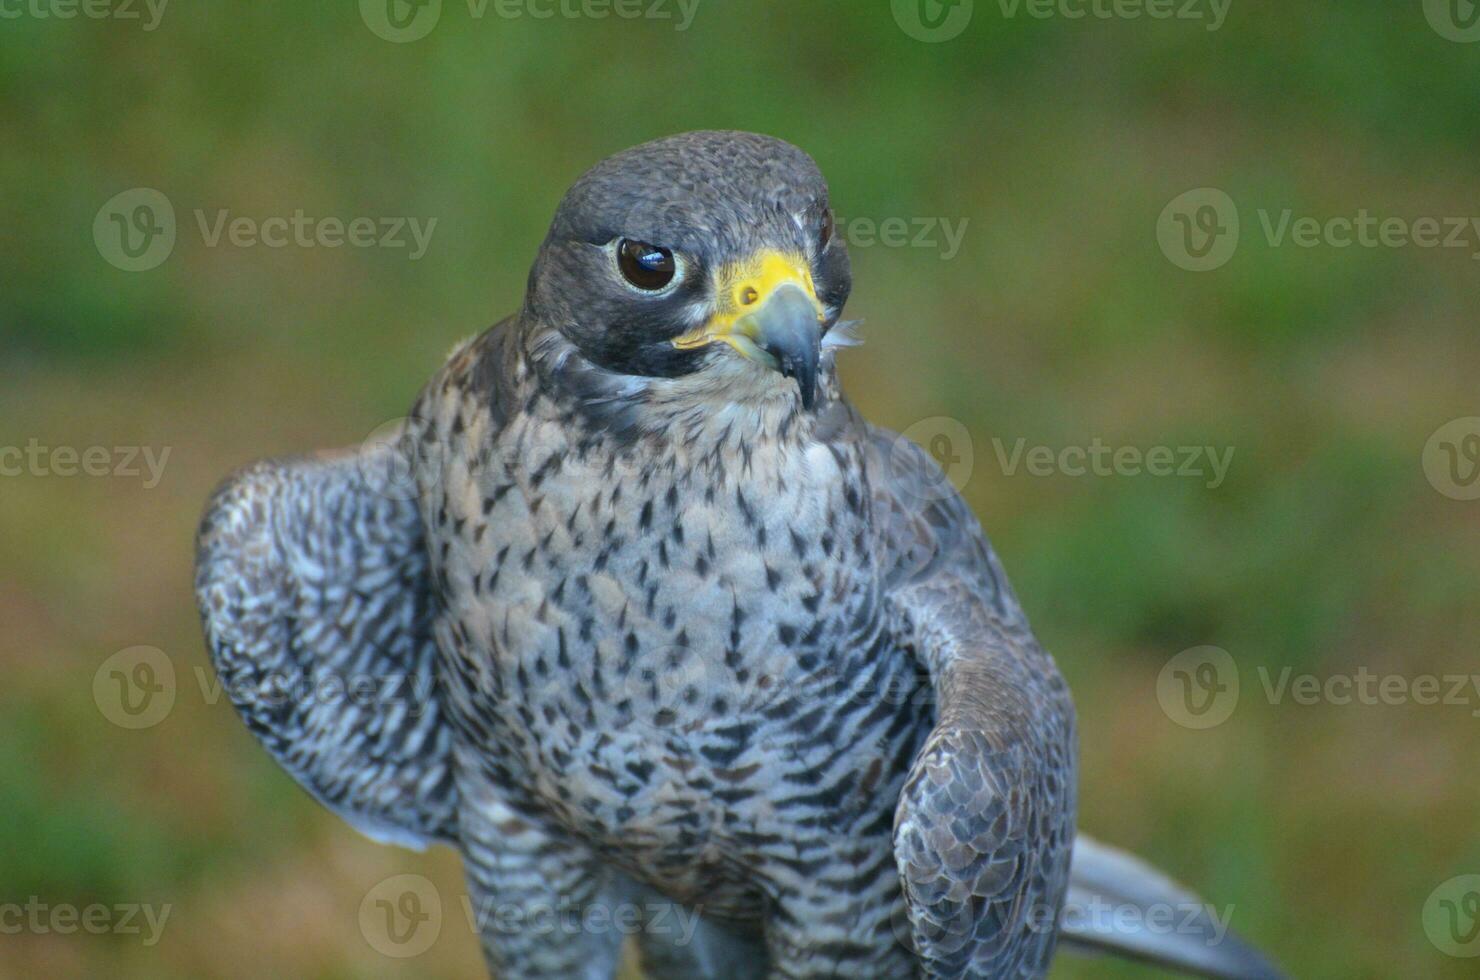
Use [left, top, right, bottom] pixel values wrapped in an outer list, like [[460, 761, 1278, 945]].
[[194, 429, 458, 849], [871, 426, 1282, 979], [871, 427, 1078, 978]]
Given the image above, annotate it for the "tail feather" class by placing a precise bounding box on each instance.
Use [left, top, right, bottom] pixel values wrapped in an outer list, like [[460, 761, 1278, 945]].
[[1060, 835, 1284, 979]]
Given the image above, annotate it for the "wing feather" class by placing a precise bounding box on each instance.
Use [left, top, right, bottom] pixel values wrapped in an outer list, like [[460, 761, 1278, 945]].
[[194, 429, 458, 848], [872, 427, 1077, 978]]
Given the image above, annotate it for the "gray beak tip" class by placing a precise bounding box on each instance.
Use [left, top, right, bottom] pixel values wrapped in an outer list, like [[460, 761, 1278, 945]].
[[754, 283, 823, 412], [780, 354, 818, 410]]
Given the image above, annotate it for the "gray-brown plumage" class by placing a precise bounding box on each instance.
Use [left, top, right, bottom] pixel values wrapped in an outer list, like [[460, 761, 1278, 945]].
[[196, 131, 1281, 979]]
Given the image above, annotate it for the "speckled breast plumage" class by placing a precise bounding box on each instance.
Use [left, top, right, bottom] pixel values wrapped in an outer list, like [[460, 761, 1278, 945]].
[[416, 325, 930, 924]]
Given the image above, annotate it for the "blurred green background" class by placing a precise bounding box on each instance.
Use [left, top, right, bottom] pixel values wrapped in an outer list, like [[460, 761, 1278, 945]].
[[4, 1, 1479, 976]]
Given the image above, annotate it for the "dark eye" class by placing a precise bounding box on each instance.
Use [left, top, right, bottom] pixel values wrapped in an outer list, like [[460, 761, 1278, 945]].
[[617, 238, 676, 290], [818, 209, 835, 251]]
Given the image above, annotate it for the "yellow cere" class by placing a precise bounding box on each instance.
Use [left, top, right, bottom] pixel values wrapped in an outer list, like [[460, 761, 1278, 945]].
[[672, 250, 820, 352]]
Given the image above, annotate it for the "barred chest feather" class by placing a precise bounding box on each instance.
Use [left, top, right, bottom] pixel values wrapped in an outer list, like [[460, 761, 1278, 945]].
[[420, 384, 929, 907]]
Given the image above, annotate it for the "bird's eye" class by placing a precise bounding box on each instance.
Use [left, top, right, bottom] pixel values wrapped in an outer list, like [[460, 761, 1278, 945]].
[[818, 209, 835, 251], [616, 238, 677, 291]]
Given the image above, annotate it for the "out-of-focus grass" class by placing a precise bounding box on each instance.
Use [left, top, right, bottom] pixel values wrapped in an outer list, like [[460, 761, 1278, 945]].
[[3, 3, 1479, 977]]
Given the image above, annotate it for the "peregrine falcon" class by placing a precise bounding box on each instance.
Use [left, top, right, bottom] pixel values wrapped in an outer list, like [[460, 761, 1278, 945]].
[[196, 131, 1281, 979]]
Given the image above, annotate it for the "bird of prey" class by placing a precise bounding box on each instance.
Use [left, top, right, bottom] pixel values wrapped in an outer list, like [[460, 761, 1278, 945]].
[[196, 131, 1280, 979]]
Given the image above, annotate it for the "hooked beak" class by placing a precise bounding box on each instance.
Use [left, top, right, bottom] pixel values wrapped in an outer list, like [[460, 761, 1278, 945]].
[[671, 251, 825, 409]]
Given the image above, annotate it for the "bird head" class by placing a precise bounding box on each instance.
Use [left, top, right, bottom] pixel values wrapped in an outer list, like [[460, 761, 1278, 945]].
[[523, 131, 853, 413]]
